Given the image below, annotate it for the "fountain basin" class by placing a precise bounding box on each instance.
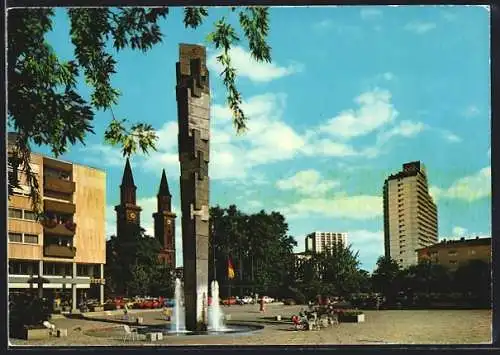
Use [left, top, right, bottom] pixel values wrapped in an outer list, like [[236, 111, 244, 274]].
[[84, 323, 264, 339]]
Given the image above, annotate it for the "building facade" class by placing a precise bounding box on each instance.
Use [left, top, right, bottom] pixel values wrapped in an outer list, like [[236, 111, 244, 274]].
[[416, 237, 491, 270], [383, 161, 438, 268], [115, 160, 177, 268], [8, 138, 106, 311], [305, 231, 347, 253]]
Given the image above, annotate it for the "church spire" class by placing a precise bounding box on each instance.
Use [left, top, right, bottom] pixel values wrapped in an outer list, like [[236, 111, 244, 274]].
[[157, 169, 172, 212], [121, 158, 135, 187], [158, 169, 171, 196], [120, 158, 137, 204]]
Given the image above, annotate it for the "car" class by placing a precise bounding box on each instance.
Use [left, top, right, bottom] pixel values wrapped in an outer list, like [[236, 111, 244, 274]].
[[221, 297, 237, 306], [239, 296, 254, 304], [261, 296, 274, 303], [164, 298, 175, 308]]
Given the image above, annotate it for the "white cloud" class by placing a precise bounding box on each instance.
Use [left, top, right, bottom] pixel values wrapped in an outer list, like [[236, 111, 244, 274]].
[[281, 195, 382, 220], [378, 120, 426, 144], [442, 130, 462, 143], [207, 46, 303, 83], [360, 8, 383, 20], [276, 169, 340, 196], [431, 166, 491, 202], [404, 21, 437, 34], [463, 105, 480, 118], [382, 72, 395, 81], [302, 139, 360, 157], [452, 226, 468, 237], [317, 89, 399, 139], [209, 93, 307, 180], [80, 144, 125, 167]]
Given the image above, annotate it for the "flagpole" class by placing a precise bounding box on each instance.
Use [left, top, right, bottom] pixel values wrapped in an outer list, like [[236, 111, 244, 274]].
[[228, 256, 231, 307]]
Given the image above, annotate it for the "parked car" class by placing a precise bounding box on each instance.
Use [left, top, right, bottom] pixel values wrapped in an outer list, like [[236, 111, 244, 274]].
[[221, 297, 237, 306], [164, 298, 175, 308], [261, 296, 274, 303], [239, 296, 254, 304]]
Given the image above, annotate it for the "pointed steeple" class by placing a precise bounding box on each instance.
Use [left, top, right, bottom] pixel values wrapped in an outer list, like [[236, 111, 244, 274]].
[[157, 169, 172, 212], [158, 169, 171, 196], [121, 158, 135, 187], [120, 158, 137, 204]]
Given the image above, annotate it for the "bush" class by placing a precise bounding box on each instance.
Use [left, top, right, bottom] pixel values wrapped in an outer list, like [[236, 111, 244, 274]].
[[9, 294, 51, 337]]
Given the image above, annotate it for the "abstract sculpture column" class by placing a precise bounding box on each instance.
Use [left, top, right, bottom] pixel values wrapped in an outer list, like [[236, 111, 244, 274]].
[[176, 43, 211, 331]]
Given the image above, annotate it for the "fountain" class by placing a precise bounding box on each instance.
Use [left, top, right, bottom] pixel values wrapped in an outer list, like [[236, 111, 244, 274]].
[[171, 278, 186, 333], [208, 280, 225, 331]]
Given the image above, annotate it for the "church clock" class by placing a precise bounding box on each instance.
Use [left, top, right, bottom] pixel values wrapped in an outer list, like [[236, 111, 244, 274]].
[[127, 211, 137, 222]]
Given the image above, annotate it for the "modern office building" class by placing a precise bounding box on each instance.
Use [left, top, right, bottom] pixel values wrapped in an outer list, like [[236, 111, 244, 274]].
[[383, 161, 438, 268], [416, 236, 491, 270], [305, 231, 347, 254], [7, 134, 106, 311]]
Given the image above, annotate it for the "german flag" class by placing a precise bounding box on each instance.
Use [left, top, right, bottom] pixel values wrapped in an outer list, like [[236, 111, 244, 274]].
[[227, 258, 235, 280]]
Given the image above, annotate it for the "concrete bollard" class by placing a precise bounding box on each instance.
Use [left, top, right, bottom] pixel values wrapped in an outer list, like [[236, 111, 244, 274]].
[[57, 329, 68, 337], [156, 332, 163, 341], [275, 315, 282, 321], [146, 333, 157, 341], [136, 317, 144, 325]]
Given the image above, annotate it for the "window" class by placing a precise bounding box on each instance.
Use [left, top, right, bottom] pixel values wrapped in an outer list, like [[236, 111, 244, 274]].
[[44, 263, 57, 276], [24, 211, 37, 221], [9, 261, 36, 275], [77, 264, 89, 276], [57, 263, 72, 276], [9, 233, 22, 243], [449, 260, 457, 265], [24, 234, 38, 244], [8, 208, 22, 219], [448, 250, 458, 257]]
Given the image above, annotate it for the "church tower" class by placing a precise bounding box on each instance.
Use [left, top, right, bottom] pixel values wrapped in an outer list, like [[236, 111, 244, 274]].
[[115, 158, 142, 239], [153, 169, 176, 267]]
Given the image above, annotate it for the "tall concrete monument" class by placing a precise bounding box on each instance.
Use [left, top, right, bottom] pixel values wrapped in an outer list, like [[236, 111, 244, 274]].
[[176, 43, 211, 331]]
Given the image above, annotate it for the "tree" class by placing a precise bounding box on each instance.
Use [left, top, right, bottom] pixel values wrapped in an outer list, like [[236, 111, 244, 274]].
[[371, 256, 401, 303], [208, 205, 297, 297], [105, 226, 174, 297], [402, 261, 452, 295], [8, 7, 272, 213], [453, 260, 491, 306]]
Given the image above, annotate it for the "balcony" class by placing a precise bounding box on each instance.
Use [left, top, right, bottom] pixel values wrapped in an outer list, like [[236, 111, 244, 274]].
[[43, 244, 76, 258], [44, 199, 76, 214], [43, 221, 76, 236], [44, 176, 75, 194]]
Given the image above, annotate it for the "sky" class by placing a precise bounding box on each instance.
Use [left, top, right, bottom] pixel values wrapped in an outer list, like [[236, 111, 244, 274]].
[[30, 5, 491, 271]]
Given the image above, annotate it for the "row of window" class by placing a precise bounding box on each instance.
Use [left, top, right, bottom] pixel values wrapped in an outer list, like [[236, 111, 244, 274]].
[[8, 232, 39, 244], [8, 260, 100, 277], [8, 208, 37, 221]]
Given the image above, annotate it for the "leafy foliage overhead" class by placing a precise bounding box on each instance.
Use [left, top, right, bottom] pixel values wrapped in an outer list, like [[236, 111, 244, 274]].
[[7, 6, 271, 213]]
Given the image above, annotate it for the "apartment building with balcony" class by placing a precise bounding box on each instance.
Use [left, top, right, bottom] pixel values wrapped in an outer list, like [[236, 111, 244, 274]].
[[383, 161, 438, 268], [305, 231, 347, 254], [8, 134, 106, 311]]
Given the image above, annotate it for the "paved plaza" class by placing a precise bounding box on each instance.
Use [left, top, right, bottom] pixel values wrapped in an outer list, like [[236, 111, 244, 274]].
[[9, 304, 491, 346]]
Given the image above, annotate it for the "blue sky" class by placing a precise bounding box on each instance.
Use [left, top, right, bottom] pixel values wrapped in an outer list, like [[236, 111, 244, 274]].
[[34, 5, 491, 271]]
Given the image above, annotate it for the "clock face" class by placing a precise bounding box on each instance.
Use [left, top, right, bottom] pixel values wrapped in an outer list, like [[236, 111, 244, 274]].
[[127, 211, 137, 221]]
